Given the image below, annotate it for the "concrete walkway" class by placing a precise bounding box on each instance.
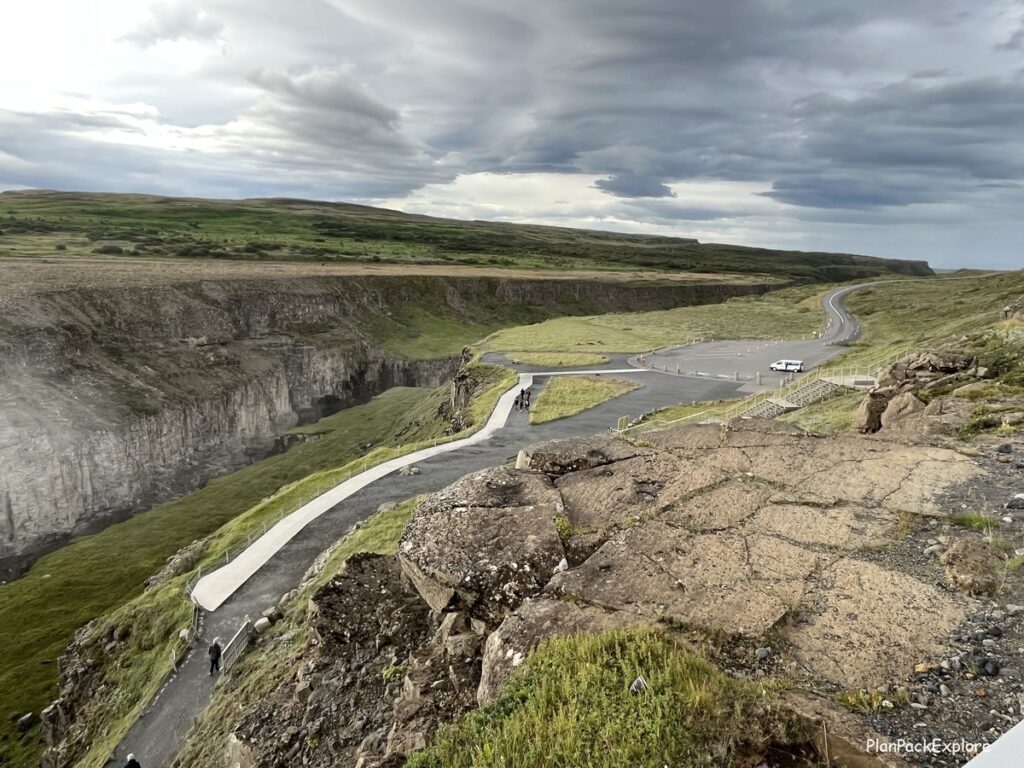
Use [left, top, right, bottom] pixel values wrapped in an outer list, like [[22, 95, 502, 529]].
[[192, 368, 657, 610]]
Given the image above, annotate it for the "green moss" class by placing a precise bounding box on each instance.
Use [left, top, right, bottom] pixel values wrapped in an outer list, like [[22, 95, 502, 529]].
[[950, 513, 998, 531], [407, 629, 806, 768]]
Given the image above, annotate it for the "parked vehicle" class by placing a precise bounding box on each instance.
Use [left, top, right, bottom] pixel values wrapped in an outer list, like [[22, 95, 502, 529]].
[[769, 359, 804, 372]]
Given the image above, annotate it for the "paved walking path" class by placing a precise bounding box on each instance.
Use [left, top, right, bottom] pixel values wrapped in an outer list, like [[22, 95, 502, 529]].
[[192, 368, 658, 610]]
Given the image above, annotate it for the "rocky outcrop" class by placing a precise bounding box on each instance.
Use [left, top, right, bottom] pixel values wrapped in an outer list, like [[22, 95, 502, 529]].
[[1, 267, 772, 571], [195, 419, 1024, 768], [397, 468, 564, 626]]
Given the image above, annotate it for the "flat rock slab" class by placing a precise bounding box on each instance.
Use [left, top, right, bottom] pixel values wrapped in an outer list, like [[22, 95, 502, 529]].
[[744, 504, 896, 551], [787, 558, 968, 689], [547, 522, 820, 637], [660, 479, 770, 531], [395, 419, 985, 694], [477, 598, 648, 705], [554, 453, 689, 532]]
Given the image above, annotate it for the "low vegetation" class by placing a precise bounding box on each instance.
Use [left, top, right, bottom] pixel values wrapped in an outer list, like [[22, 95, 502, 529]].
[[0, 365, 513, 767], [407, 629, 808, 768], [0, 190, 931, 281], [484, 283, 828, 356], [529, 376, 643, 424], [780, 391, 864, 434]]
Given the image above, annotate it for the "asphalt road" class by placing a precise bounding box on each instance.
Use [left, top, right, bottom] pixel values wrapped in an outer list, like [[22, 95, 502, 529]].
[[637, 283, 864, 391], [107, 282, 865, 767]]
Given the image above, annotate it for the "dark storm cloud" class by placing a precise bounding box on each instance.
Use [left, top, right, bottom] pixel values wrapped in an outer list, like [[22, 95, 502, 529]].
[[594, 174, 676, 199]]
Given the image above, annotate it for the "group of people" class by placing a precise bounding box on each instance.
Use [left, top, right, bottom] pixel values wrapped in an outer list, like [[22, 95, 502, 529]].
[[513, 387, 532, 412]]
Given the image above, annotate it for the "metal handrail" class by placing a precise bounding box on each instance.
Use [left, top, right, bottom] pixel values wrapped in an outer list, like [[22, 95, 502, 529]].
[[221, 618, 254, 672]]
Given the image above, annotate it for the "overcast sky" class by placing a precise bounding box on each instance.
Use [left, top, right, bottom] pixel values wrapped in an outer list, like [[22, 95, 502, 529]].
[[2, 1, 1023, 269]]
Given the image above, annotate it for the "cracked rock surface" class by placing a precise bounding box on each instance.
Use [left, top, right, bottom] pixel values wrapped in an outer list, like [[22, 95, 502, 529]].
[[215, 418, 1024, 768]]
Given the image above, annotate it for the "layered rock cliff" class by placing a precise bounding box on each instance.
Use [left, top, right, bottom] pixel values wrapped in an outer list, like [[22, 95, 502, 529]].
[[0, 262, 775, 572]]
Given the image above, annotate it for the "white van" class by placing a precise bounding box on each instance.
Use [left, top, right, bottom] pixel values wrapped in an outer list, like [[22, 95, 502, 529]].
[[770, 359, 804, 373]]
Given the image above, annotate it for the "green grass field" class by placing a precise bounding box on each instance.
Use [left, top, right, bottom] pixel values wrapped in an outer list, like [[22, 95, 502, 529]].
[[407, 629, 803, 768], [0, 189, 932, 280], [529, 376, 643, 424], [0, 365, 515, 768], [482, 284, 828, 355]]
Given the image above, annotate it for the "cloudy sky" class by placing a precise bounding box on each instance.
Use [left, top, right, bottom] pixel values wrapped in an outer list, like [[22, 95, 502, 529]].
[[2, 1, 1023, 269]]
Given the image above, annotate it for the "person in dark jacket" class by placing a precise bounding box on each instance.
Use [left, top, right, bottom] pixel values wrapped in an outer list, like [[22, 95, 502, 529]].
[[125, 753, 142, 768], [209, 638, 222, 676]]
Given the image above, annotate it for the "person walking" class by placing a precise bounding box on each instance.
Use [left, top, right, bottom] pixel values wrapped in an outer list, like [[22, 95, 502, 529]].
[[209, 638, 222, 676], [125, 754, 142, 768], [524, 388, 532, 408], [513, 394, 521, 411]]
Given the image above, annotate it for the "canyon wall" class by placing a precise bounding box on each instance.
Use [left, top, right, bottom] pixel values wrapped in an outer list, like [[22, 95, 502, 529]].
[[0, 268, 775, 571]]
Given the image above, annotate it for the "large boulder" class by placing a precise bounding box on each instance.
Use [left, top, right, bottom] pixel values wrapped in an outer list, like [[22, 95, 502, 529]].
[[940, 537, 1006, 595], [880, 391, 926, 428], [854, 389, 893, 433], [398, 468, 565, 626]]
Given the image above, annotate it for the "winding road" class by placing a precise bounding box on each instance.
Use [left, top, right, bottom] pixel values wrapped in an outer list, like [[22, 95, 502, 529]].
[[107, 282, 869, 767]]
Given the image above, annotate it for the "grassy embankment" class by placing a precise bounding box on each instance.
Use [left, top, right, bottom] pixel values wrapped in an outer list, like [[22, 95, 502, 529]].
[[407, 629, 807, 768], [0, 366, 514, 768], [172, 497, 419, 768], [481, 283, 827, 357], [0, 189, 931, 280], [529, 376, 643, 425], [782, 271, 1024, 432]]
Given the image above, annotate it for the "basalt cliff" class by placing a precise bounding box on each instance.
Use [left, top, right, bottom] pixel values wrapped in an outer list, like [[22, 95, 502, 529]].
[[0, 262, 775, 572]]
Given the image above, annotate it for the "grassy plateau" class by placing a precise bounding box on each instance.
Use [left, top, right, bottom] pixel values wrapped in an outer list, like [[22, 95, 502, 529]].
[[482, 283, 829, 357], [529, 376, 643, 424], [0, 189, 932, 281]]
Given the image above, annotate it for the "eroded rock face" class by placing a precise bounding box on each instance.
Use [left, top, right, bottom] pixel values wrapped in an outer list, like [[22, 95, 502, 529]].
[[398, 468, 565, 627], [229, 553, 476, 768]]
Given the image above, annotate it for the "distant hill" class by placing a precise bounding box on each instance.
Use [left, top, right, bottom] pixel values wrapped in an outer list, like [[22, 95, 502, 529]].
[[0, 189, 933, 281]]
